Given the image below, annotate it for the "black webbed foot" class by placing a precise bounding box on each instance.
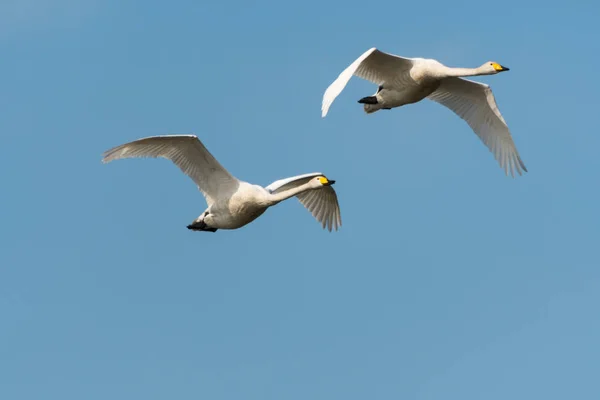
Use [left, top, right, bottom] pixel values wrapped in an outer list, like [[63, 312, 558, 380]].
[[358, 96, 378, 105], [187, 220, 218, 232]]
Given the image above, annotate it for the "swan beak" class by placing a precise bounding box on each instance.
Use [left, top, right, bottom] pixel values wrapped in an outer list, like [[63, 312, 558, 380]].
[[319, 176, 336, 186], [493, 63, 509, 72]]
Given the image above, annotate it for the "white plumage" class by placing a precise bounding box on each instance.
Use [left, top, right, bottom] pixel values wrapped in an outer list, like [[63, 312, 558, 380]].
[[322, 47, 527, 177], [103, 135, 342, 232]]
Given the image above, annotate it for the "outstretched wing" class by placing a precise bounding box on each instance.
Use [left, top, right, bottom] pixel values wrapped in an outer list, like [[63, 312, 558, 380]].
[[266, 173, 342, 232], [102, 135, 240, 204], [427, 77, 527, 177], [321, 47, 415, 117]]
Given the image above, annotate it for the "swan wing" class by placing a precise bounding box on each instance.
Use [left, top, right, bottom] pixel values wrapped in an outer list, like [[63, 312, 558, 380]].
[[427, 77, 527, 177], [102, 135, 240, 204], [266, 173, 342, 232], [322, 47, 415, 117]]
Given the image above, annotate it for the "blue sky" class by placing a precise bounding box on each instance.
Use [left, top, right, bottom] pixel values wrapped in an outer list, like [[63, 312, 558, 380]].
[[1, 0, 599, 399]]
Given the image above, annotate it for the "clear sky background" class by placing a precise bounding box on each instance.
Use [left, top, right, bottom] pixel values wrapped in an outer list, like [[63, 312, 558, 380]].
[[1, 1, 599, 399]]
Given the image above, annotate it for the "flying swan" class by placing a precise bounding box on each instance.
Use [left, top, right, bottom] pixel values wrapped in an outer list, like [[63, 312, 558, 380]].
[[321, 47, 527, 177], [102, 135, 342, 232]]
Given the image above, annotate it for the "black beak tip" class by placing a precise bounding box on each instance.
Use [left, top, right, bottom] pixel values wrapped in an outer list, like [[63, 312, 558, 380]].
[[502, 66, 510, 71], [329, 180, 336, 185]]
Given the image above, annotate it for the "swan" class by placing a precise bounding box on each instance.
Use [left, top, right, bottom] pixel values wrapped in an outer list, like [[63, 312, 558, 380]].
[[102, 135, 342, 232], [321, 47, 527, 177]]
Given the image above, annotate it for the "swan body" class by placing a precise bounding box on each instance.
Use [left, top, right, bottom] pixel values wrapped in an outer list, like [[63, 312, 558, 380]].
[[322, 47, 527, 177], [102, 135, 342, 232], [202, 182, 270, 230]]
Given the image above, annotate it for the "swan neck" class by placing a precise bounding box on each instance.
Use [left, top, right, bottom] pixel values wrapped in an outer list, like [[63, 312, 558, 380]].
[[442, 66, 487, 78], [267, 183, 313, 205]]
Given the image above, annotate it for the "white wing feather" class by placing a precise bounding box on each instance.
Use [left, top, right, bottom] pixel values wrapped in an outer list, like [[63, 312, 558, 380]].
[[102, 135, 240, 204], [427, 78, 527, 177], [296, 187, 342, 232], [265, 173, 342, 232], [321, 47, 415, 117]]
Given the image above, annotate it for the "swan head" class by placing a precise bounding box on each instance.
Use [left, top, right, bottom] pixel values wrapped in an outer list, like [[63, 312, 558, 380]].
[[311, 175, 336, 188], [484, 61, 510, 74]]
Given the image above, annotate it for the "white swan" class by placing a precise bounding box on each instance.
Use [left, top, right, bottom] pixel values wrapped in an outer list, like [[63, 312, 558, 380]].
[[322, 47, 527, 177], [102, 135, 342, 232]]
